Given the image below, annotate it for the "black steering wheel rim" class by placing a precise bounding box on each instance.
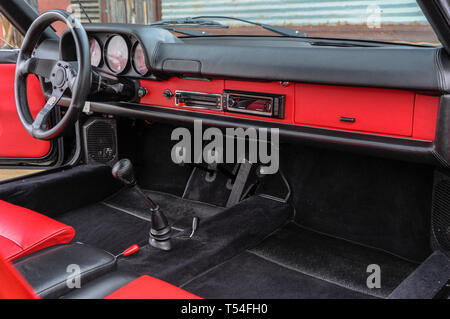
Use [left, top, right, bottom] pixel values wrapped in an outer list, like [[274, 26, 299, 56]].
[[15, 10, 91, 140]]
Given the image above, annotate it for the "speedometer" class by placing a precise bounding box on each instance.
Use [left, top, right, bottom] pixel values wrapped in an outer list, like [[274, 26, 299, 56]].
[[132, 42, 149, 75], [105, 35, 129, 74], [89, 38, 102, 67]]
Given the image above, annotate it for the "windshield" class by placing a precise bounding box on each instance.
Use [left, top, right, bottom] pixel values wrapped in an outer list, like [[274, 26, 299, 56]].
[[23, 0, 439, 45]]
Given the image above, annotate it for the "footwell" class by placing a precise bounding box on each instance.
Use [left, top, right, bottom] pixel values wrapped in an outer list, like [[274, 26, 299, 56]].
[[182, 223, 417, 299], [57, 185, 417, 299]]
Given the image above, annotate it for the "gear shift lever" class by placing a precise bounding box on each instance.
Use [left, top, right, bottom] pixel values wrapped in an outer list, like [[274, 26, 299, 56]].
[[112, 159, 172, 251]]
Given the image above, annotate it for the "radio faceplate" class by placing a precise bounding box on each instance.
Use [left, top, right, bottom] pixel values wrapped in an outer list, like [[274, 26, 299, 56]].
[[223, 90, 285, 119]]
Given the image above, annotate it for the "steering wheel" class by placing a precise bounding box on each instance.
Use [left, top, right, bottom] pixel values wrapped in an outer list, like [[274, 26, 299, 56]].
[[15, 10, 91, 140]]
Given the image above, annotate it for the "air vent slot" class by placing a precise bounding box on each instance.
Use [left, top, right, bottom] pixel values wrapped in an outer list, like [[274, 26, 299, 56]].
[[175, 91, 222, 110]]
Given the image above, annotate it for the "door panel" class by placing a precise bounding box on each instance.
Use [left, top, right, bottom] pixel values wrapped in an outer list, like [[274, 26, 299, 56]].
[[0, 63, 51, 158]]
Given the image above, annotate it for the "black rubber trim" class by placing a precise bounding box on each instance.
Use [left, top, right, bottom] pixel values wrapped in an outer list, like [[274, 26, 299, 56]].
[[418, 0, 450, 55]]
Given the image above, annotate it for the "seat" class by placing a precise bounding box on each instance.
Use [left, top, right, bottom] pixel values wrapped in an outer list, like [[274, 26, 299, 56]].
[[105, 275, 201, 299], [14, 243, 117, 299], [0, 254, 200, 299], [0, 250, 38, 299], [0, 200, 75, 261]]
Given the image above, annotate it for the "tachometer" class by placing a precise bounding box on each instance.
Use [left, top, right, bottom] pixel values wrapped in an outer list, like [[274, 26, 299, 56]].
[[89, 38, 102, 67], [105, 35, 129, 74], [132, 42, 149, 75]]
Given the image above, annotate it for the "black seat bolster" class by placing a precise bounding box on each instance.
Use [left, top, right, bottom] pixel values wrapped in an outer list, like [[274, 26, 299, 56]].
[[61, 272, 138, 299], [14, 243, 116, 299]]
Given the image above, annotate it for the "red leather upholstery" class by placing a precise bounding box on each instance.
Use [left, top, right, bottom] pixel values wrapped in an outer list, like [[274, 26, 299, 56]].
[[106, 275, 201, 299], [0, 252, 39, 299], [0, 200, 75, 261]]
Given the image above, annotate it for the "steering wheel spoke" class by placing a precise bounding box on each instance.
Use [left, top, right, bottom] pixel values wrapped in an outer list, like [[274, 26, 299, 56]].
[[31, 88, 65, 134], [18, 57, 57, 80]]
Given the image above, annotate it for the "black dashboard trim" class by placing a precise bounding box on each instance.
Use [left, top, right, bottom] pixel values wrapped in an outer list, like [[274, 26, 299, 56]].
[[80, 99, 444, 167], [152, 42, 449, 93]]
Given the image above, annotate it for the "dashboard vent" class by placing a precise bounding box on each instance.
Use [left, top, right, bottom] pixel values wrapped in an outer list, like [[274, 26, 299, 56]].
[[175, 91, 222, 110], [82, 118, 118, 166]]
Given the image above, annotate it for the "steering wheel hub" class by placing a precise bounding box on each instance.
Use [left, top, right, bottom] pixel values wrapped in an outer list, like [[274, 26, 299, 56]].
[[54, 68, 66, 87]]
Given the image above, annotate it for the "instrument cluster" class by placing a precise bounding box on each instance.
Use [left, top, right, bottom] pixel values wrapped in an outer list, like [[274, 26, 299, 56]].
[[88, 33, 149, 76]]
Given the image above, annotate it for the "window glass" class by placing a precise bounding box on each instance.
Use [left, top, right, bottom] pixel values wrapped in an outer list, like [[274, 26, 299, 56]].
[[30, 0, 440, 45]]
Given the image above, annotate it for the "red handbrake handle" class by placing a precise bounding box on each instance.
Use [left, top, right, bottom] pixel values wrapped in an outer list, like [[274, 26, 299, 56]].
[[118, 244, 140, 258]]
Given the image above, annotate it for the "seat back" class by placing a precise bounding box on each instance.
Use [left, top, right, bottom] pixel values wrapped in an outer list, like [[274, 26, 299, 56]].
[[0, 253, 38, 299]]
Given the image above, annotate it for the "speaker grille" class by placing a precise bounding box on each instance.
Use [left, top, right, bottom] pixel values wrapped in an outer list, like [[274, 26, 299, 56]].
[[432, 178, 450, 251], [83, 119, 117, 165]]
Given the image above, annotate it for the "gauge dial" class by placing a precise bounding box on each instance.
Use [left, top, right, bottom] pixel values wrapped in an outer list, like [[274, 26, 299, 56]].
[[105, 35, 129, 74], [132, 42, 149, 75], [89, 38, 102, 67]]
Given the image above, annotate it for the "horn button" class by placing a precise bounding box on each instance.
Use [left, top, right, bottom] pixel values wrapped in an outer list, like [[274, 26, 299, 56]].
[[54, 68, 66, 87]]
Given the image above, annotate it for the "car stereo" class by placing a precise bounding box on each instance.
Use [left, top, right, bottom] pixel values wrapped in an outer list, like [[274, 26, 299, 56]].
[[223, 90, 285, 119]]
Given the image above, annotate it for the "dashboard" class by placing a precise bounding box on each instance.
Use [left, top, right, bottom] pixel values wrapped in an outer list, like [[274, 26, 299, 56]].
[[55, 24, 450, 168]]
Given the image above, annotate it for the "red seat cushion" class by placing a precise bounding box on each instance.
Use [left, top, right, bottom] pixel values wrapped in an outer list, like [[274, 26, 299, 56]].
[[0, 200, 75, 261], [105, 275, 201, 299]]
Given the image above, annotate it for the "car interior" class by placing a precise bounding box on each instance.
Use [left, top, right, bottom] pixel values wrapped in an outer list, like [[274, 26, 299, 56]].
[[0, 0, 449, 299]]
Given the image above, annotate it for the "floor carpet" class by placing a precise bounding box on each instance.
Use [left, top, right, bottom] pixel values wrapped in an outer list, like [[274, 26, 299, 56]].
[[57, 189, 418, 299], [182, 223, 418, 299], [57, 188, 223, 255]]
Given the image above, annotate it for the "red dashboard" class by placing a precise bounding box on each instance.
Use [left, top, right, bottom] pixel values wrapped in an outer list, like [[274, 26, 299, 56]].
[[139, 78, 439, 142]]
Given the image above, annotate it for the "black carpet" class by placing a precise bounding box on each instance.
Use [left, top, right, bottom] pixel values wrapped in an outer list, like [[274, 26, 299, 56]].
[[121, 121, 434, 263], [57, 188, 224, 255], [388, 251, 450, 299], [0, 164, 121, 218], [251, 223, 417, 298], [182, 252, 372, 299], [128, 123, 194, 197], [104, 188, 223, 230], [181, 223, 417, 299], [57, 203, 150, 255], [280, 144, 434, 262], [117, 196, 294, 286]]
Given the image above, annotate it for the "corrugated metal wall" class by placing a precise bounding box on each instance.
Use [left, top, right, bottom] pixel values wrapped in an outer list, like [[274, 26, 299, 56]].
[[73, 0, 102, 23], [161, 0, 428, 26], [87, 0, 158, 24]]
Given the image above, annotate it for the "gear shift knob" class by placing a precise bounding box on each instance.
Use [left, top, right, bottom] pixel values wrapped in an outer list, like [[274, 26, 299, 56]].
[[112, 158, 172, 251], [112, 159, 137, 186]]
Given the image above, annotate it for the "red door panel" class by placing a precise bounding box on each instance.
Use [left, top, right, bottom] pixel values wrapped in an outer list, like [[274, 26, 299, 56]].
[[0, 64, 50, 158]]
